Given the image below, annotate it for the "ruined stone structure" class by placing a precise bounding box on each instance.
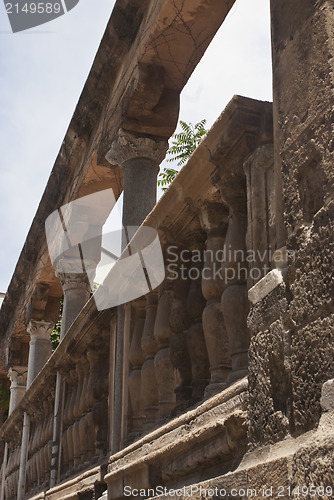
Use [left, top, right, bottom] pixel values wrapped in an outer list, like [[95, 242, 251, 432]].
[[0, 0, 333, 498]]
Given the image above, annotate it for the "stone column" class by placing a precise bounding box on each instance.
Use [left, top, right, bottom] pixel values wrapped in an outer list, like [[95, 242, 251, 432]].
[[106, 129, 168, 451], [106, 129, 168, 226], [50, 266, 92, 487], [7, 367, 27, 416], [200, 202, 231, 397], [55, 269, 92, 340], [141, 292, 159, 426], [26, 320, 54, 389]]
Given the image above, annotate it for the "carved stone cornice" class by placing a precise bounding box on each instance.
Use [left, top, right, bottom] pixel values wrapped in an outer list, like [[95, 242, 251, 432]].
[[27, 319, 54, 341], [106, 129, 168, 167]]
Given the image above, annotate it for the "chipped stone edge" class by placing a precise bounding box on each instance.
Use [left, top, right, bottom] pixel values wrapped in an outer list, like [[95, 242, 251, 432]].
[[248, 269, 284, 305]]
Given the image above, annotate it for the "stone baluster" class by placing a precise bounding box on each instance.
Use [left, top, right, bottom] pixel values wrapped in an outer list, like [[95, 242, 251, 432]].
[[78, 355, 90, 463], [200, 202, 232, 397], [154, 280, 176, 419], [128, 300, 146, 438], [141, 292, 159, 427], [7, 367, 27, 415], [220, 183, 250, 383], [85, 349, 100, 458], [72, 357, 85, 469], [61, 369, 75, 474], [185, 251, 210, 403], [169, 268, 192, 412]]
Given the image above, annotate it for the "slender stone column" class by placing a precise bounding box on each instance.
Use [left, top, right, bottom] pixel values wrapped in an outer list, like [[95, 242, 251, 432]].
[[50, 264, 92, 487], [26, 320, 54, 388], [106, 129, 168, 226], [200, 202, 231, 397], [7, 367, 27, 416], [55, 269, 92, 340], [106, 129, 168, 450]]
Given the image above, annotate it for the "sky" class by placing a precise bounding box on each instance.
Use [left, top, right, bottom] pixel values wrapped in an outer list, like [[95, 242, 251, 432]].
[[0, 0, 272, 294]]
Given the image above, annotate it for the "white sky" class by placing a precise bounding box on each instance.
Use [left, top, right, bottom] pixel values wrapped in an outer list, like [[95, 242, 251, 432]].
[[0, 0, 272, 293]]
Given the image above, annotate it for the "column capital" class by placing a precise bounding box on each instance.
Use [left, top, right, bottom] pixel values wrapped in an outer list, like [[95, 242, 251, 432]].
[[8, 366, 27, 387], [106, 129, 168, 167], [55, 270, 91, 293], [27, 319, 54, 341]]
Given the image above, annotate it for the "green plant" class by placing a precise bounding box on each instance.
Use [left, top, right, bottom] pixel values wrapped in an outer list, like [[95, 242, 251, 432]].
[[51, 296, 63, 351], [158, 119, 207, 190]]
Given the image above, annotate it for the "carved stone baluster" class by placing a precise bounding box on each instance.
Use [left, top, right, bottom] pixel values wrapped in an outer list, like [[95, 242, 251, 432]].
[[61, 369, 73, 474], [220, 183, 250, 383], [141, 292, 159, 427], [169, 270, 192, 413], [72, 357, 85, 469], [128, 300, 146, 438], [85, 349, 99, 459], [200, 202, 231, 397], [154, 280, 176, 419], [78, 355, 90, 463], [185, 256, 210, 402]]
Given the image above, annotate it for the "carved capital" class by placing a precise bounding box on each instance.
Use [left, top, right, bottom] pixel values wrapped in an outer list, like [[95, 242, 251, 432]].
[[56, 269, 91, 293], [8, 366, 27, 388], [27, 319, 54, 341], [106, 129, 168, 167]]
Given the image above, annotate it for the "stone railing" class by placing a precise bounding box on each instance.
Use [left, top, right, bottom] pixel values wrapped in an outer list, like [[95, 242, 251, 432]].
[[0, 96, 277, 498], [0, 298, 114, 498]]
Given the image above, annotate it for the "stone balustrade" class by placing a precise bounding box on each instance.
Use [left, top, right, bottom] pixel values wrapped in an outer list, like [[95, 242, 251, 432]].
[[0, 96, 274, 498]]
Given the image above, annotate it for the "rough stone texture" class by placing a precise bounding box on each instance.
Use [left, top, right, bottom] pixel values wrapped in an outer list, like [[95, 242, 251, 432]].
[[247, 283, 288, 334], [288, 205, 334, 328], [248, 320, 290, 447], [290, 314, 334, 434]]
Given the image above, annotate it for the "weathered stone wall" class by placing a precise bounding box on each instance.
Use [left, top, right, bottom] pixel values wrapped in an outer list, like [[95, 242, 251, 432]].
[[247, 0, 334, 451]]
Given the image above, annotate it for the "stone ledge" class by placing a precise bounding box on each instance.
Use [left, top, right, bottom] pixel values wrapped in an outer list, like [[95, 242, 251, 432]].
[[105, 379, 248, 498], [41, 464, 106, 500]]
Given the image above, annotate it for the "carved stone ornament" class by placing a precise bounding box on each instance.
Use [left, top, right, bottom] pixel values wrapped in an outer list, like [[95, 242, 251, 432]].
[[106, 129, 168, 167], [27, 319, 54, 341]]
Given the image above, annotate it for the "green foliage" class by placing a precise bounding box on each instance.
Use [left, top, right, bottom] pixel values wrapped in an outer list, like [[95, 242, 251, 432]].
[[51, 296, 63, 351], [158, 119, 207, 190]]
